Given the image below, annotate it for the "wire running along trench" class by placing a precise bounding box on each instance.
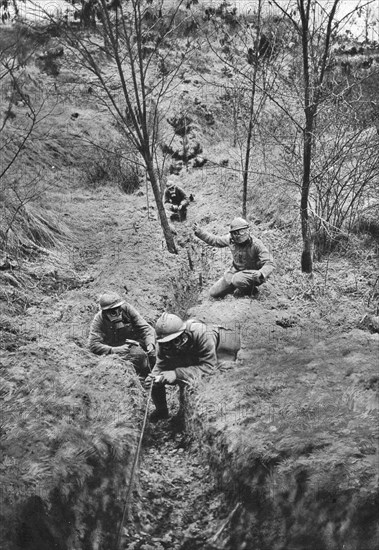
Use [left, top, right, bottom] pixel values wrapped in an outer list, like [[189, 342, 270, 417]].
[[114, 382, 153, 550], [114, 343, 240, 549], [113, 369, 191, 549]]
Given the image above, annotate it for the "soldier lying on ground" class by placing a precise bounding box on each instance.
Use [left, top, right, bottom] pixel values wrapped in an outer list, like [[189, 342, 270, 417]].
[[145, 313, 240, 422], [193, 217, 275, 298], [88, 291, 156, 377]]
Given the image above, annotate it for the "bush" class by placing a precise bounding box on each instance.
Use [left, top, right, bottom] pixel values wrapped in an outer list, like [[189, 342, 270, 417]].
[[352, 207, 379, 240], [84, 149, 141, 193], [118, 161, 141, 194], [0, 195, 69, 260]]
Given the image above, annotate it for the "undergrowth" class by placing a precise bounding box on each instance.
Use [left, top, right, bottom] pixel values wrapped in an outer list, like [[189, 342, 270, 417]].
[[0, 350, 144, 548], [1, 199, 69, 258], [160, 229, 213, 317], [84, 148, 141, 193]]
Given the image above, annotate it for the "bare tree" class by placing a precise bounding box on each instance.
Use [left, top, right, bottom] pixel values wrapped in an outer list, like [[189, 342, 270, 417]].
[[0, 27, 51, 256], [46, 0, 202, 254], [269, 0, 378, 272], [203, 0, 289, 217], [270, 99, 379, 253]]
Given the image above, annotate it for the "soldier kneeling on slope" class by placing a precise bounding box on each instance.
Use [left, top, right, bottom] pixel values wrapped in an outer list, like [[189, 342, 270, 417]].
[[193, 217, 275, 298], [88, 291, 156, 377]]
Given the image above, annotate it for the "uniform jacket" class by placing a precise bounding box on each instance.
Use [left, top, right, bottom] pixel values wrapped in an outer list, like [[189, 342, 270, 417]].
[[194, 227, 275, 280], [88, 302, 155, 355], [152, 319, 219, 382], [164, 185, 189, 208]]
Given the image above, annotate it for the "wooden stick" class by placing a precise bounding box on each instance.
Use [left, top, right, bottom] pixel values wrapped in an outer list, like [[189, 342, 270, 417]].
[[208, 502, 241, 545]]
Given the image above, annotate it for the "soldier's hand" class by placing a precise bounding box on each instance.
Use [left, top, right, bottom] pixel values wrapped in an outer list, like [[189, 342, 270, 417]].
[[111, 344, 131, 354], [250, 270, 263, 283], [124, 339, 139, 347], [160, 370, 177, 384], [250, 269, 262, 283], [144, 374, 155, 389], [146, 343, 156, 355]]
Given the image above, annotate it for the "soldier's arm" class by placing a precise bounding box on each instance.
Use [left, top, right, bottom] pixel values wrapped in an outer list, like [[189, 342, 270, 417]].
[[150, 348, 173, 376], [163, 189, 171, 204], [125, 304, 155, 348], [194, 227, 230, 248], [88, 313, 113, 355], [177, 187, 190, 207], [254, 238, 275, 280], [175, 326, 218, 382]]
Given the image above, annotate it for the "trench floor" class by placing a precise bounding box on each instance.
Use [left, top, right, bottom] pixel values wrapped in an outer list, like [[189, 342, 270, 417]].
[[121, 389, 230, 550]]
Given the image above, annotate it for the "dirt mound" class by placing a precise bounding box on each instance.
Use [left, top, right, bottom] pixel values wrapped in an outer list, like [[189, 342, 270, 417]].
[[185, 317, 379, 549], [0, 339, 145, 549]]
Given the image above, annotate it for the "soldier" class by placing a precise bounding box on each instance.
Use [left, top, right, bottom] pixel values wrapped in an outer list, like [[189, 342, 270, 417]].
[[145, 313, 240, 422], [88, 291, 156, 377], [193, 217, 275, 298], [164, 179, 190, 222]]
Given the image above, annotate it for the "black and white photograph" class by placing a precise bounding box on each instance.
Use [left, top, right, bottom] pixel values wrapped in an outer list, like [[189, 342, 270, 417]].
[[1, 1, 378, 548]]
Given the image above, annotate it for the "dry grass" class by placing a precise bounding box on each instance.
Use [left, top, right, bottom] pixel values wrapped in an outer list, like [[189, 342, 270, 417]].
[[0, 349, 144, 548], [1, 197, 69, 257]]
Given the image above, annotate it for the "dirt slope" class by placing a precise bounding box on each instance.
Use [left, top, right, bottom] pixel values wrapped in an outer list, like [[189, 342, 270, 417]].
[[1, 151, 378, 549], [16, 163, 378, 549], [1, 19, 378, 550]]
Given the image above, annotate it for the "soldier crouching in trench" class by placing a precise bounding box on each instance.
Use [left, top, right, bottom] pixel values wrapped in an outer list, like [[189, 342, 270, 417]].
[[164, 178, 190, 222], [145, 313, 240, 422], [88, 291, 156, 377]]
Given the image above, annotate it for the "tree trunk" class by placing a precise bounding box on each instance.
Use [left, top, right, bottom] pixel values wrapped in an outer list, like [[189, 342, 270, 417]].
[[301, 116, 313, 273], [145, 158, 177, 254], [300, 0, 313, 274], [242, 75, 258, 218], [242, 109, 252, 219], [301, 234, 313, 273], [242, 1, 261, 218]]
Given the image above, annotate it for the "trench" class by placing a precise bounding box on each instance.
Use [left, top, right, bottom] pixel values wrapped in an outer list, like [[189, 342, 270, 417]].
[[4, 211, 237, 550], [121, 402, 231, 550], [7, 209, 378, 550], [117, 239, 234, 550]]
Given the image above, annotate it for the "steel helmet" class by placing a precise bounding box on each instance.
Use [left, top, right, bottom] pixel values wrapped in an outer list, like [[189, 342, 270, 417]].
[[166, 178, 177, 190], [99, 292, 124, 311], [155, 313, 186, 343], [230, 217, 249, 232]]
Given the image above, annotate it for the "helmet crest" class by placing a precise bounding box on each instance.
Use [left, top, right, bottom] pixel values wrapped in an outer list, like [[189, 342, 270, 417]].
[[99, 292, 124, 311], [155, 313, 186, 343], [230, 217, 249, 232]]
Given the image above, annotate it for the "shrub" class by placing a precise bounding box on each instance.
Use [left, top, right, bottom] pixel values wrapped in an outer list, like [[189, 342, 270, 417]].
[[352, 207, 379, 241], [1, 194, 69, 260], [84, 149, 141, 193]]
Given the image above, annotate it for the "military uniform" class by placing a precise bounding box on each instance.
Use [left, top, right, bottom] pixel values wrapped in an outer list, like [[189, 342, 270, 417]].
[[88, 302, 155, 375], [151, 318, 240, 413], [194, 227, 275, 297], [164, 185, 190, 221]]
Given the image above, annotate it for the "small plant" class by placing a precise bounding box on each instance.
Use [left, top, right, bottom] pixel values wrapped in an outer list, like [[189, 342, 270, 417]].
[[118, 161, 141, 194], [84, 149, 141, 194], [161, 244, 203, 317]]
